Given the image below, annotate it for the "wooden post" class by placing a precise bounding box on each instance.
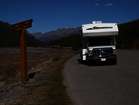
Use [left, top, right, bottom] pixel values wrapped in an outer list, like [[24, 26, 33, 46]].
[[12, 19, 32, 82], [20, 29, 28, 81]]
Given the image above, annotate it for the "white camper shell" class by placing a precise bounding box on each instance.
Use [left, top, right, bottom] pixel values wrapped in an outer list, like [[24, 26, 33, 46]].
[[82, 22, 118, 37]]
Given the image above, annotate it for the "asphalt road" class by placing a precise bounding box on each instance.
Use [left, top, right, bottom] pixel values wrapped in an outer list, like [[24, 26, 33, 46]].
[[63, 50, 139, 105]]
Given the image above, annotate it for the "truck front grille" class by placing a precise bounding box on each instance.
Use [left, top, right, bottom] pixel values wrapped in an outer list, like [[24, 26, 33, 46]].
[[90, 48, 113, 57]]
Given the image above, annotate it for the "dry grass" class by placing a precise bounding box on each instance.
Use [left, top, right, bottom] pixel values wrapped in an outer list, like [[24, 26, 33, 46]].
[[0, 47, 74, 105]]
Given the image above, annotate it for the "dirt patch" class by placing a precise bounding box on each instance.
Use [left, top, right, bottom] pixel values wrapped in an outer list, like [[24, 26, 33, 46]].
[[0, 47, 74, 105]]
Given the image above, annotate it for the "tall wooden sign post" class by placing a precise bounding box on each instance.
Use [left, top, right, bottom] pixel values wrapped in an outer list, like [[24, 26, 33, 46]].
[[12, 19, 33, 82]]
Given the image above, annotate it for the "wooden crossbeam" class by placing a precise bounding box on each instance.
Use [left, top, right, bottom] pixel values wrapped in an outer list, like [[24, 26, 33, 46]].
[[12, 19, 32, 30]]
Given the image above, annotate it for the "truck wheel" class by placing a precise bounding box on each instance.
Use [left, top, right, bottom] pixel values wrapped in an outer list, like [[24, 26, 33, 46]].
[[78, 57, 87, 64]]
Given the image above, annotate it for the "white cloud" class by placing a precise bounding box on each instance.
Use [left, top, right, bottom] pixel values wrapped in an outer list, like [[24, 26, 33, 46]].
[[104, 3, 113, 6], [94, 0, 113, 7], [95, 3, 100, 6]]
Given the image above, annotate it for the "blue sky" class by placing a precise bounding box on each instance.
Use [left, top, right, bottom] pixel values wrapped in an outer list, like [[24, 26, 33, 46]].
[[0, 0, 139, 32]]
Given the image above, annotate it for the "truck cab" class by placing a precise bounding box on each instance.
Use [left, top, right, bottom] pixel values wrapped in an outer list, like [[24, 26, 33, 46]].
[[81, 21, 118, 64]]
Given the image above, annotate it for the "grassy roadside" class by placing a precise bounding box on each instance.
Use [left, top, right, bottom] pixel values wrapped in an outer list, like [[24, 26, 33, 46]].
[[32, 48, 74, 105], [0, 47, 74, 105]]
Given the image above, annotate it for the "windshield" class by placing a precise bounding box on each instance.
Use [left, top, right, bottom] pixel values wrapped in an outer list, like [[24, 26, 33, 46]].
[[83, 36, 115, 47]]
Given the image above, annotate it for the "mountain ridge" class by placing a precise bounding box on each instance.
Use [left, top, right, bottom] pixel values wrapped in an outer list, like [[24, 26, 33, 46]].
[[31, 19, 139, 49]]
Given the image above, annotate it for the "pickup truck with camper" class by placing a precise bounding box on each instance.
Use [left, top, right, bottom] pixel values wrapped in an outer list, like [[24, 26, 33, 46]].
[[80, 21, 118, 64]]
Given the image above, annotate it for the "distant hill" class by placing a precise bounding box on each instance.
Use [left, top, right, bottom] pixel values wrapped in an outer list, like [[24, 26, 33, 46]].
[[118, 19, 139, 49], [32, 19, 139, 49], [32, 27, 81, 44], [0, 21, 42, 47]]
